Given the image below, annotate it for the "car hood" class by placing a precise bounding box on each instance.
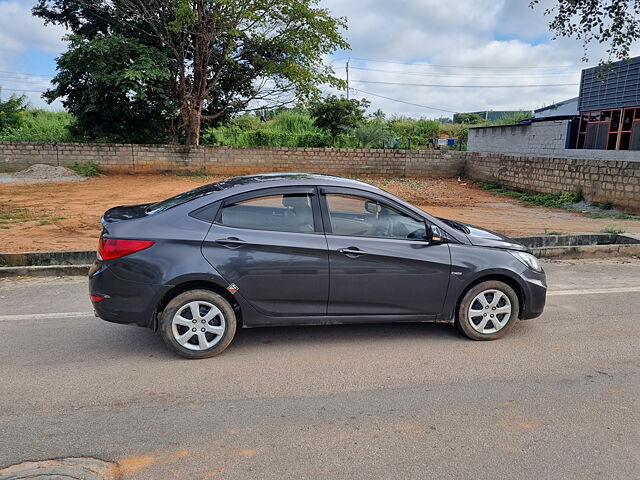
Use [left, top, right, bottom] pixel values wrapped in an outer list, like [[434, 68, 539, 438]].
[[440, 218, 528, 251]]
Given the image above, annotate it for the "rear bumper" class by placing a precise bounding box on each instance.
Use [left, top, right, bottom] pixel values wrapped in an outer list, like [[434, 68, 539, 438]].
[[89, 261, 169, 328], [519, 269, 547, 320]]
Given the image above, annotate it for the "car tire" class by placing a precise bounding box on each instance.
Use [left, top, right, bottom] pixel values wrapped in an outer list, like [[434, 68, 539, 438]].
[[456, 280, 519, 341], [160, 289, 237, 359]]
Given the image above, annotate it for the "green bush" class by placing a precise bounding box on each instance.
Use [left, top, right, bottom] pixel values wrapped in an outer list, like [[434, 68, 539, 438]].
[[0, 94, 28, 132], [0, 110, 74, 142], [601, 225, 626, 234], [70, 161, 102, 177], [202, 128, 331, 148]]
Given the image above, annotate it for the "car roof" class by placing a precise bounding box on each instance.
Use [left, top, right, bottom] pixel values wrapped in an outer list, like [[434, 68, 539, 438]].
[[144, 173, 383, 215], [203, 172, 380, 193]]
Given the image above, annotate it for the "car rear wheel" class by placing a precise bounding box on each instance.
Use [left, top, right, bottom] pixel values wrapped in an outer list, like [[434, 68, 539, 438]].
[[160, 289, 237, 359], [456, 280, 519, 341]]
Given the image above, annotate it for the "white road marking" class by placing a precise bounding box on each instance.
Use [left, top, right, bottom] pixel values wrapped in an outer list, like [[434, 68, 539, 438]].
[[0, 311, 93, 322], [0, 286, 638, 321], [547, 286, 640, 296]]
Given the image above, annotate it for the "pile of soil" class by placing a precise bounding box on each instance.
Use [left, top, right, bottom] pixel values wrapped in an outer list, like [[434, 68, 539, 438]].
[[0, 164, 86, 184]]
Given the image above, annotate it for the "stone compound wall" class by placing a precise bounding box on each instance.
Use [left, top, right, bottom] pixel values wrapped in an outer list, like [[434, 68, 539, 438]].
[[0, 142, 468, 178], [466, 153, 640, 212], [0, 142, 638, 212], [469, 119, 640, 161]]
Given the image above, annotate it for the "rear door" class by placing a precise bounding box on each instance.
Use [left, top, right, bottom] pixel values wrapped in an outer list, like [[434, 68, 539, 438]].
[[320, 188, 451, 316], [201, 187, 329, 316]]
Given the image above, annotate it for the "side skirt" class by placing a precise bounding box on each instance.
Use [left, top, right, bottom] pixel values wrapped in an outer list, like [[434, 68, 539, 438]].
[[242, 313, 439, 328]]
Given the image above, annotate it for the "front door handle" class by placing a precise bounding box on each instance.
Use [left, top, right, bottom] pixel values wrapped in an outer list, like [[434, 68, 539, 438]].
[[337, 247, 367, 257], [215, 237, 247, 248]]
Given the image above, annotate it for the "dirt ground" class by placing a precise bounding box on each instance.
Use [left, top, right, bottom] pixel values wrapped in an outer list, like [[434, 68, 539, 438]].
[[1, 174, 638, 253]]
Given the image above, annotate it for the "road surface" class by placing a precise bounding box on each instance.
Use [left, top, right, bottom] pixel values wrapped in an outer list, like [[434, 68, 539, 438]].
[[1, 258, 639, 479]]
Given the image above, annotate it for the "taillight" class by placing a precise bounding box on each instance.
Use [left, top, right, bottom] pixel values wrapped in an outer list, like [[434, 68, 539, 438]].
[[98, 238, 155, 260], [90, 295, 105, 303]]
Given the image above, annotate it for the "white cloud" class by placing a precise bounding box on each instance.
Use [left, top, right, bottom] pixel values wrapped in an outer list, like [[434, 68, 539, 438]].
[[320, 0, 640, 118], [1, 0, 639, 115], [0, 0, 67, 109]]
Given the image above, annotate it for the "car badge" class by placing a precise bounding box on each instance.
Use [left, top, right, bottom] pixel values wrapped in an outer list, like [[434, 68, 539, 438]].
[[227, 283, 239, 294]]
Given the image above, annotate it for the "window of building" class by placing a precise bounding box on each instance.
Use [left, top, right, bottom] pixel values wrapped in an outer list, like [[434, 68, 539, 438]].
[[578, 107, 640, 150]]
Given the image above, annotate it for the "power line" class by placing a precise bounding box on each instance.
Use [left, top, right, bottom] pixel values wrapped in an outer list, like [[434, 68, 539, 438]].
[[352, 79, 579, 88], [0, 87, 47, 93], [350, 88, 457, 114], [344, 56, 579, 70], [347, 65, 580, 78], [0, 77, 52, 85], [0, 70, 53, 79]]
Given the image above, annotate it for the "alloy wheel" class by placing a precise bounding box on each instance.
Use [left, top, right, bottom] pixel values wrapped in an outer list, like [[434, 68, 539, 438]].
[[467, 289, 512, 334], [171, 301, 226, 351]]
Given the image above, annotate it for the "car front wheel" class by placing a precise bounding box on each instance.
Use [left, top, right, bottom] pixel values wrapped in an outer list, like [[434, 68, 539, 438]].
[[160, 289, 237, 358], [456, 280, 519, 340]]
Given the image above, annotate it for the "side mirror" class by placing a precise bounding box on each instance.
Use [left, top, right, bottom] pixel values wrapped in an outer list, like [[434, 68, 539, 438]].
[[364, 200, 381, 215], [429, 225, 446, 244]]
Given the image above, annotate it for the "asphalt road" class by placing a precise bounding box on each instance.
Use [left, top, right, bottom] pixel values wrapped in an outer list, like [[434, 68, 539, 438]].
[[1, 258, 639, 479]]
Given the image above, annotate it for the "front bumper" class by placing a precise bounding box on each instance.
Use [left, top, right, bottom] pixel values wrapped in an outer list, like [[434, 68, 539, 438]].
[[89, 261, 169, 328], [519, 268, 547, 320]]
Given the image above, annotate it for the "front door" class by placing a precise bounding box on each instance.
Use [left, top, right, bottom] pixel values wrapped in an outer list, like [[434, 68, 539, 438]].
[[321, 189, 451, 316], [201, 187, 328, 316]]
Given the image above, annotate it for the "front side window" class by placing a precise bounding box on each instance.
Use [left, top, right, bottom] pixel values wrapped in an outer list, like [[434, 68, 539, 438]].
[[218, 193, 314, 233], [325, 193, 426, 240]]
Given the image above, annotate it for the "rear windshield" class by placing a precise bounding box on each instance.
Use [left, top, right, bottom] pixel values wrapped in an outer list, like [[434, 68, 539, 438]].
[[146, 183, 224, 214]]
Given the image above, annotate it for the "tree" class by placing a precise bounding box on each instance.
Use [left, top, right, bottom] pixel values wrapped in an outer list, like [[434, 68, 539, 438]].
[[309, 95, 369, 144], [453, 113, 484, 124], [0, 93, 28, 132], [352, 121, 388, 148], [531, 0, 640, 61], [34, 0, 348, 145], [44, 34, 174, 143]]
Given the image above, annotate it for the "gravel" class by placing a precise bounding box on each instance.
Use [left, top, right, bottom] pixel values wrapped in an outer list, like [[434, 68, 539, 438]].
[[0, 164, 87, 184]]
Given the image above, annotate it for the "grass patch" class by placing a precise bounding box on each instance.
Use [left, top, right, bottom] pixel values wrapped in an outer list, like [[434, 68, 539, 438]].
[[70, 161, 102, 177], [482, 180, 582, 209], [590, 212, 640, 220], [591, 200, 614, 210], [601, 225, 626, 234], [544, 228, 563, 235], [176, 170, 209, 178], [0, 205, 66, 226]]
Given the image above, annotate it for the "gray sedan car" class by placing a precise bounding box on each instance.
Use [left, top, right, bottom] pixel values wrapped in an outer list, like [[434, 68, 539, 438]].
[[89, 173, 547, 358]]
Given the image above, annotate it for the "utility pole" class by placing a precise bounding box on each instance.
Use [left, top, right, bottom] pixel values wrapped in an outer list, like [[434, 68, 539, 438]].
[[346, 58, 350, 100]]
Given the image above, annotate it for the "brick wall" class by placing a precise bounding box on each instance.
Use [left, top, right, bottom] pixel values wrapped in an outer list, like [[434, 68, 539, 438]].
[[466, 153, 640, 212], [468, 119, 640, 161], [0, 142, 468, 178], [469, 120, 570, 155], [0, 142, 638, 212]]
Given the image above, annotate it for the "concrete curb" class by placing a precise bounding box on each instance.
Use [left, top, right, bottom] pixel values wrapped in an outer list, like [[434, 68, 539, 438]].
[[1, 233, 639, 277], [0, 264, 90, 278]]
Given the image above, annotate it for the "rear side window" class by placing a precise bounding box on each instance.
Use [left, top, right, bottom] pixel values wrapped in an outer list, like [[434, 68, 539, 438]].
[[218, 193, 315, 233]]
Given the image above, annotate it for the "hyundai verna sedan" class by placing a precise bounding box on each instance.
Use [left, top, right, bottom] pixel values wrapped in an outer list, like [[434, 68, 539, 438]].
[[89, 173, 546, 358]]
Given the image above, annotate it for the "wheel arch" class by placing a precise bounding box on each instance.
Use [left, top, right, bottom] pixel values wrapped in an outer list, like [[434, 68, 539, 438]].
[[154, 280, 242, 330], [454, 274, 525, 324]]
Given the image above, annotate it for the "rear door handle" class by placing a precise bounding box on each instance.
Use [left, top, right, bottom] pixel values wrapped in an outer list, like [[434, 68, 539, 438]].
[[337, 247, 367, 257], [215, 237, 247, 248]]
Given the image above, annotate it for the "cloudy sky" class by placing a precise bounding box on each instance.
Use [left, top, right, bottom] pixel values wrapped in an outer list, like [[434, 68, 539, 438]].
[[1, 0, 638, 118]]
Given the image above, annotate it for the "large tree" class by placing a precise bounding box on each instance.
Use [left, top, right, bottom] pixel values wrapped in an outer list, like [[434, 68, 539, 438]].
[[309, 95, 369, 144], [531, 0, 640, 61], [34, 0, 348, 145]]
